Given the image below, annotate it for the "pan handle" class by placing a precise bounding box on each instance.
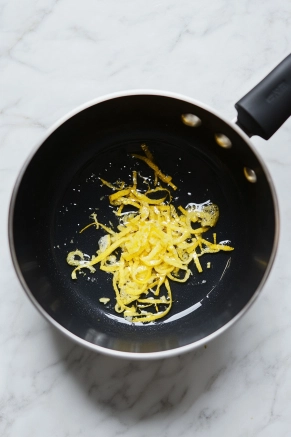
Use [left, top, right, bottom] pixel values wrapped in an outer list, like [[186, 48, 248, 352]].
[[235, 54, 291, 140]]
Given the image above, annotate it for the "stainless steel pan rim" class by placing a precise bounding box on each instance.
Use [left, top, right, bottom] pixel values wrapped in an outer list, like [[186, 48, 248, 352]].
[[8, 89, 280, 360]]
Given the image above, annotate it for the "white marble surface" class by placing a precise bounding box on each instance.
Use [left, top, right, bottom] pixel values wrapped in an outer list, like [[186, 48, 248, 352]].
[[1, 0, 291, 435]]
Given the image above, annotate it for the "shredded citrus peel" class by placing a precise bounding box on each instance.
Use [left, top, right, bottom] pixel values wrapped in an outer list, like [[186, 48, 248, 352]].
[[67, 145, 234, 323]]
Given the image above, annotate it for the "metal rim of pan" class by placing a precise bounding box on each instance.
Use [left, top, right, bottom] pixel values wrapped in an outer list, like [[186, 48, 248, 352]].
[[8, 89, 280, 360]]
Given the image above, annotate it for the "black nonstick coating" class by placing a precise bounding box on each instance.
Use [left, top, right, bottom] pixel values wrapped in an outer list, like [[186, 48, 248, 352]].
[[11, 94, 277, 354]]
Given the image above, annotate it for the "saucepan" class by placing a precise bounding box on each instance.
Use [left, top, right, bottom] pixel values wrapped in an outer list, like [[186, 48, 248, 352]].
[[9, 55, 291, 359]]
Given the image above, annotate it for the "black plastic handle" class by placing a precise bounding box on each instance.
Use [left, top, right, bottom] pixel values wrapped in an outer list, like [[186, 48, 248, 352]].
[[235, 54, 291, 139]]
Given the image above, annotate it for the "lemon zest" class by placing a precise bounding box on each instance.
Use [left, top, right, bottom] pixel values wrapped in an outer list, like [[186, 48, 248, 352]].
[[67, 145, 234, 323], [132, 153, 177, 190]]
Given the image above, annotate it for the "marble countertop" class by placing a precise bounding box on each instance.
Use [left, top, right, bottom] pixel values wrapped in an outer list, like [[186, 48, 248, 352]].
[[1, 1, 291, 436]]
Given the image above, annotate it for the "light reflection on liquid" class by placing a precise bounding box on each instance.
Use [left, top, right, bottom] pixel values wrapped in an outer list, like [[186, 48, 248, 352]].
[[161, 301, 202, 323]]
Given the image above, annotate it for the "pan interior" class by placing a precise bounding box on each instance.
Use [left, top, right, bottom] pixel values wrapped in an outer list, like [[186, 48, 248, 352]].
[[11, 95, 276, 354]]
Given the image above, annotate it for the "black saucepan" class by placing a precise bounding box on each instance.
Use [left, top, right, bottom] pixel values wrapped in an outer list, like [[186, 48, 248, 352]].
[[9, 55, 291, 359]]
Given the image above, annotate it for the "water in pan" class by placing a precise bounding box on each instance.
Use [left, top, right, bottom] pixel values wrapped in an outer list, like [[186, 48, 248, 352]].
[[53, 140, 239, 327]]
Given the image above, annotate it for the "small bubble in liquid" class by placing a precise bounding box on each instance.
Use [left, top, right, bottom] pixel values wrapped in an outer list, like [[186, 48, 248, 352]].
[[188, 192, 191, 196], [73, 189, 75, 191], [73, 203, 77, 206]]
